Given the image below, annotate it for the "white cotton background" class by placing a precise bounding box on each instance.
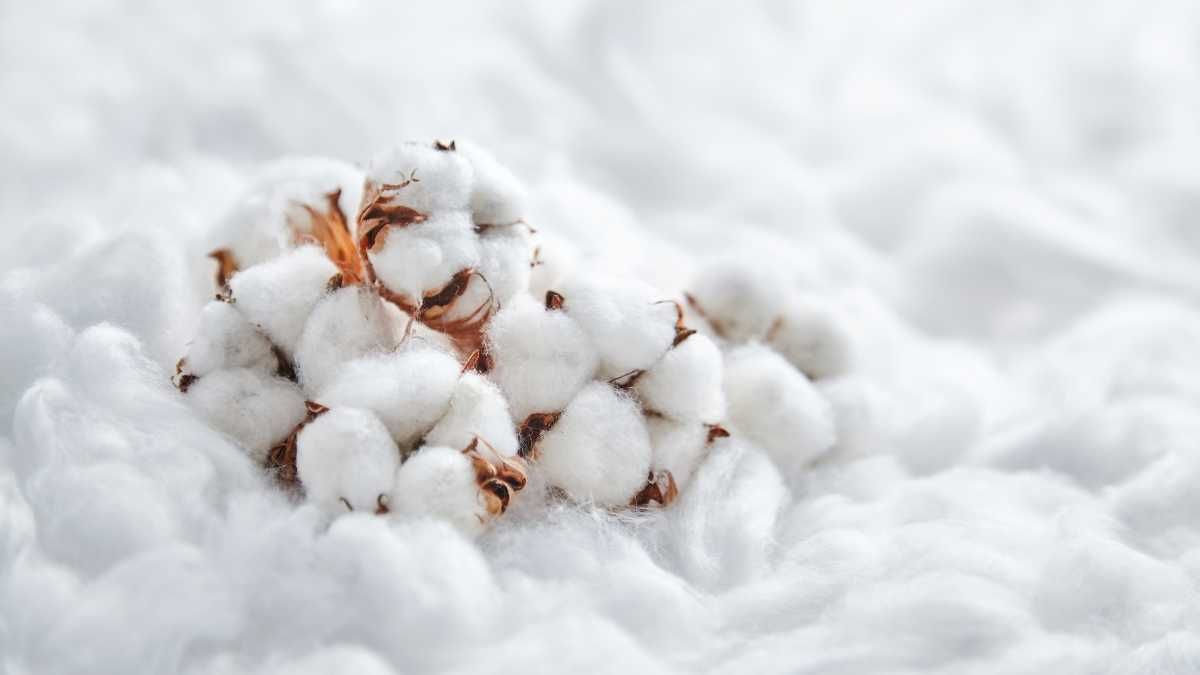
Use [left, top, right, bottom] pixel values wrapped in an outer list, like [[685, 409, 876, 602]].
[[3, 1, 1200, 673]]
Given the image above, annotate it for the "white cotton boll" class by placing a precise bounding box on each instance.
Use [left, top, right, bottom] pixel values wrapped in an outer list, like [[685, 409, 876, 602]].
[[316, 348, 460, 449], [227, 246, 338, 355], [634, 333, 725, 423], [457, 140, 527, 226], [528, 231, 579, 301], [182, 300, 275, 376], [390, 445, 486, 537], [294, 285, 398, 393], [723, 343, 836, 477], [367, 210, 480, 303], [441, 226, 531, 325], [537, 382, 652, 506], [296, 407, 400, 515], [689, 260, 783, 342], [766, 295, 853, 380], [364, 141, 474, 214], [425, 373, 518, 457], [558, 277, 677, 379], [185, 368, 307, 462], [645, 416, 709, 493], [486, 294, 598, 421]]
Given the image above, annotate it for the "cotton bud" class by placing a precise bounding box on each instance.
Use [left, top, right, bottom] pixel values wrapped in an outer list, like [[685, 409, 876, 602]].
[[456, 140, 528, 227], [185, 367, 307, 462], [425, 373, 518, 457], [295, 407, 400, 515], [363, 210, 480, 306], [723, 343, 835, 476], [316, 348, 460, 449], [687, 260, 783, 342], [634, 332, 725, 423], [180, 300, 276, 377], [558, 277, 677, 379], [362, 141, 474, 214], [527, 231, 579, 301], [535, 382, 652, 506], [209, 157, 364, 286], [765, 296, 852, 380], [227, 246, 339, 356], [294, 284, 399, 392], [486, 293, 598, 422], [389, 445, 494, 537], [643, 416, 711, 496]]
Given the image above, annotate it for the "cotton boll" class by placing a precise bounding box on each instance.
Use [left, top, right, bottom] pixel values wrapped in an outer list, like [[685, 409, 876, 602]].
[[182, 300, 276, 377], [537, 382, 652, 506], [363, 141, 474, 214], [558, 277, 677, 379], [390, 446, 487, 537], [528, 231, 579, 301], [688, 260, 783, 342], [439, 226, 531, 326], [294, 285, 398, 392], [645, 417, 709, 493], [723, 343, 836, 477], [227, 246, 338, 355], [634, 333, 724, 423], [185, 368, 307, 462], [295, 407, 400, 515], [486, 294, 598, 421], [766, 296, 853, 380], [367, 211, 480, 304], [316, 348, 460, 449], [457, 140, 527, 226], [425, 373, 518, 457]]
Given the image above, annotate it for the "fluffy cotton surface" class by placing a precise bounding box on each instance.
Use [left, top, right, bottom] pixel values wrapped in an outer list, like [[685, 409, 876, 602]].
[[184, 367, 307, 462], [367, 210, 480, 302], [294, 285, 397, 392], [766, 295, 853, 380], [7, 2, 1200, 673], [559, 277, 678, 379], [182, 300, 275, 377], [295, 407, 400, 514], [363, 142, 474, 214], [389, 445, 486, 537], [226, 246, 338, 356], [634, 332, 725, 423], [424, 373, 518, 457], [645, 416, 709, 492]]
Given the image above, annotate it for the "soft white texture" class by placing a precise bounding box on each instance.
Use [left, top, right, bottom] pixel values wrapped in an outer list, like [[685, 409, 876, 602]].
[[558, 277, 678, 379], [183, 300, 275, 376], [295, 407, 400, 514], [363, 142, 474, 214], [485, 294, 599, 421], [424, 373, 518, 457], [536, 382, 652, 506], [766, 295, 853, 380], [389, 445, 486, 537], [227, 246, 338, 356], [645, 416, 709, 493], [688, 260, 783, 342], [184, 367, 307, 462], [315, 348, 460, 449], [634, 333, 725, 423], [457, 140, 528, 226], [527, 231, 580, 302], [294, 286, 397, 392], [367, 210, 480, 303], [723, 343, 836, 477]]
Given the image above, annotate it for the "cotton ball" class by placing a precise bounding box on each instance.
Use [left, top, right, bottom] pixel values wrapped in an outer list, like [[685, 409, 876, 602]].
[[296, 407, 400, 515], [227, 246, 338, 355], [457, 140, 527, 226], [294, 285, 398, 392], [390, 445, 487, 537], [537, 382, 652, 506], [528, 231, 579, 301], [766, 295, 852, 379], [181, 300, 275, 377], [634, 333, 725, 423], [688, 260, 783, 342], [558, 277, 677, 379], [645, 416, 710, 493], [362, 141, 474, 214], [425, 373, 518, 457], [316, 348, 460, 449], [723, 343, 836, 477], [186, 368, 307, 462], [366, 211, 480, 304], [486, 294, 598, 421]]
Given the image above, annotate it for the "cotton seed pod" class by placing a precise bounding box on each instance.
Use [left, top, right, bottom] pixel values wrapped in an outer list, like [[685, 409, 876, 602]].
[[765, 296, 852, 380], [364, 210, 481, 307], [389, 445, 494, 537], [687, 260, 784, 342], [295, 407, 400, 515], [208, 157, 364, 282], [723, 343, 836, 476], [633, 332, 725, 423], [424, 373, 518, 457], [294, 284, 399, 392], [486, 293, 599, 422], [227, 246, 339, 356], [455, 140, 528, 227], [185, 367, 307, 463], [316, 348, 460, 450], [557, 277, 677, 380], [180, 300, 276, 377], [443, 226, 531, 324], [535, 382, 652, 506], [362, 141, 474, 214]]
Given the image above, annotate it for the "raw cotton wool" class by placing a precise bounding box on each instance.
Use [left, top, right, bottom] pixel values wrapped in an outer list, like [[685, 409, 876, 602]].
[[185, 367, 307, 463], [295, 406, 401, 515]]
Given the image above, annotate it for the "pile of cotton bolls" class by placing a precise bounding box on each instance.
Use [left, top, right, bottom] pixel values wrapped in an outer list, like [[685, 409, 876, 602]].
[[174, 140, 852, 535]]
